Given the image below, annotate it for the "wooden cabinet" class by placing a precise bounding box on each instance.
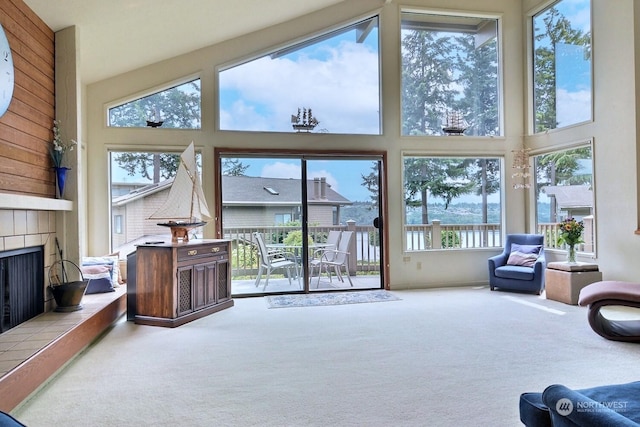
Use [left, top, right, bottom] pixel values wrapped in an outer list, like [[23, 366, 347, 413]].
[[131, 240, 233, 327]]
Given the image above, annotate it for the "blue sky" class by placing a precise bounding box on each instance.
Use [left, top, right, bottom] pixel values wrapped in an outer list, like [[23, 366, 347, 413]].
[[218, 18, 380, 134]]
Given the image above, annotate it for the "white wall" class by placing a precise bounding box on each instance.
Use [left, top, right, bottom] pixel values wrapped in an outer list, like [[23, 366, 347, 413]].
[[82, 0, 640, 289]]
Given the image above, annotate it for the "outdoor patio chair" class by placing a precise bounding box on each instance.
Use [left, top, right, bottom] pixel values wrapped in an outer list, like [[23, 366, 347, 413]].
[[309, 230, 341, 269], [253, 232, 299, 291], [314, 230, 353, 287]]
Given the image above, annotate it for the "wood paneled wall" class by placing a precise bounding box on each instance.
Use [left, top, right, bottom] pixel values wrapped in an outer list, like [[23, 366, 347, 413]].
[[0, 0, 54, 198]]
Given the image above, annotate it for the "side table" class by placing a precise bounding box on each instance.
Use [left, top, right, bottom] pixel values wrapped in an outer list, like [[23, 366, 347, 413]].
[[545, 262, 602, 305]]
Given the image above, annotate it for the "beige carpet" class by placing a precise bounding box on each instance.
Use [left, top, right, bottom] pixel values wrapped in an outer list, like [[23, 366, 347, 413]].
[[13, 287, 640, 426]]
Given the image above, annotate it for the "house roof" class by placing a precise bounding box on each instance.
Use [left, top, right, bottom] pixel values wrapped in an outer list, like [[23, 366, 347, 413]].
[[112, 175, 352, 207], [222, 176, 352, 206], [542, 185, 593, 209], [112, 179, 172, 207]]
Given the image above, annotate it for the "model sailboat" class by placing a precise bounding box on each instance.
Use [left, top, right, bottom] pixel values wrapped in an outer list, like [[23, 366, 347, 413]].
[[149, 142, 212, 243]]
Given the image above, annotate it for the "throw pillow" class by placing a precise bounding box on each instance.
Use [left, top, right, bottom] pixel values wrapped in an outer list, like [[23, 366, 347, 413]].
[[81, 265, 115, 294], [506, 243, 541, 267], [83, 256, 120, 288]]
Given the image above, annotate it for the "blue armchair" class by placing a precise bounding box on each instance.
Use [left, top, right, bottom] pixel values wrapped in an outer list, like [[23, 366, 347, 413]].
[[488, 234, 546, 295]]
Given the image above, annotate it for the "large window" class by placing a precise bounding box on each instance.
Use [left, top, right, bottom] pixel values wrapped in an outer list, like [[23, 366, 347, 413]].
[[401, 12, 500, 136], [532, 0, 591, 132], [218, 16, 380, 134], [403, 155, 502, 251], [534, 143, 595, 254], [108, 79, 201, 129]]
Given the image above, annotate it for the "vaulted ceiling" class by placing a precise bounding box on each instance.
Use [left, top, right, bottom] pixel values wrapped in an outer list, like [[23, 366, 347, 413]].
[[24, 0, 346, 84]]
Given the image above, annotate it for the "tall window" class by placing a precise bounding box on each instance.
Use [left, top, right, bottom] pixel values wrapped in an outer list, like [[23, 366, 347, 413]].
[[403, 155, 502, 251], [534, 144, 595, 254], [532, 0, 591, 132], [108, 79, 201, 129], [401, 12, 500, 136], [218, 16, 380, 134]]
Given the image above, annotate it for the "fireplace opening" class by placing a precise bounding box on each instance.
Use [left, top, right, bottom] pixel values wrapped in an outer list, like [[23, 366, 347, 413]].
[[0, 246, 44, 333]]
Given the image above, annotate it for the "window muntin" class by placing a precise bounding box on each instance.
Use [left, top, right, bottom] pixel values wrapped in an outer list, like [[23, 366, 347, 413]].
[[534, 144, 595, 254], [401, 12, 500, 137], [108, 79, 201, 129], [403, 155, 502, 251], [218, 16, 380, 134], [532, 0, 591, 132]]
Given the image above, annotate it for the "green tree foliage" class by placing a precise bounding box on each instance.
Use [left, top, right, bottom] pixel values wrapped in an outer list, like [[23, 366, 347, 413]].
[[222, 158, 249, 176], [404, 158, 475, 224], [115, 152, 180, 183], [463, 158, 500, 224], [455, 36, 499, 136], [360, 161, 380, 208], [108, 79, 201, 129], [533, 6, 591, 132], [401, 18, 498, 136], [401, 29, 455, 135]]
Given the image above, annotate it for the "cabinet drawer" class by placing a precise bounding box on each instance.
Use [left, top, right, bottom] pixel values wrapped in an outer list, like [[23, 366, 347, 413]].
[[177, 244, 227, 261]]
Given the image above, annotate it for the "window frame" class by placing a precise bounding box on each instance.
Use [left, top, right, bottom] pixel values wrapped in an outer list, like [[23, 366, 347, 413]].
[[401, 152, 504, 252], [399, 8, 504, 138], [531, 139, 596, 258], [528, 0, 593, 135], [105, 74, 202, 129], [216, 14, 382, 135]]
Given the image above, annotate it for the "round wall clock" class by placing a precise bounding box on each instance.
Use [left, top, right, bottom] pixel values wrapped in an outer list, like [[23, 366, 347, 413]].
[[0, 23, 14, 118]]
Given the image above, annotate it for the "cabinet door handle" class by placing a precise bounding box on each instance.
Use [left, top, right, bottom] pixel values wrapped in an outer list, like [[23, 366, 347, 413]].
[[211, 247, 220, 253], [187, 250, 198, 256]]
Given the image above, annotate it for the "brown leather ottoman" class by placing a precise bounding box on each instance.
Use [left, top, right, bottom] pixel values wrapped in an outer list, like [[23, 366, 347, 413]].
[[578, 281, 640, 342]]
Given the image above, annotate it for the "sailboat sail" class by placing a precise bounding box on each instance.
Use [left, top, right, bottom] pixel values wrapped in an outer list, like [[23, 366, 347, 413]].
[[149, 142, 212, 223]]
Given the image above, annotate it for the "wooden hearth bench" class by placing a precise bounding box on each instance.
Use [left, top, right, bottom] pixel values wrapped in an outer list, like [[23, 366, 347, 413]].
[[0, 287, 126, 412], [578, 280, 640, 342]]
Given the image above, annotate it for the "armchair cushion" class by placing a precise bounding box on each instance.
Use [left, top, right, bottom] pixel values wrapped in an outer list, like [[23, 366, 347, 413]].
[[507, 243, 542, 267]]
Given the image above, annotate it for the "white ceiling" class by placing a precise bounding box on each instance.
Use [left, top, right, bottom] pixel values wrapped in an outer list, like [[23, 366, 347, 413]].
[[24, 0, 345, 84]]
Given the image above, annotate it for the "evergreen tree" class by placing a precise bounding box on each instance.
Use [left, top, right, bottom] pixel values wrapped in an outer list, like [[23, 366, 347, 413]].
[[109, 80, 201, 128], [404, 158, 475, 224], [222, 158, 249, 176], [401, 29, 456, 135]]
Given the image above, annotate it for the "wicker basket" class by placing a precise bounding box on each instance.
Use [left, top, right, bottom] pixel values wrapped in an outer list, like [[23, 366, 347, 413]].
[[48, 260, 89, 312]]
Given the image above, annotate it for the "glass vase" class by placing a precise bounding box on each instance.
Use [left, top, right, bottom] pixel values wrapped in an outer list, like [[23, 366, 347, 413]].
[[54, 166, 69, 199], [567, 245, 577, 263]]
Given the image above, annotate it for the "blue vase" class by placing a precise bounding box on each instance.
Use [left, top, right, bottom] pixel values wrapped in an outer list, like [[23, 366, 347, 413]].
[[54, 167, 69, 199]]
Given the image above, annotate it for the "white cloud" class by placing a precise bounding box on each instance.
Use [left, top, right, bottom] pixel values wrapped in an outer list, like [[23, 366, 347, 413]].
[[219, 40, 380, 134], [261, 162, 300, 178], [556, 88, 591, 127], [260, 163, 338, 192]]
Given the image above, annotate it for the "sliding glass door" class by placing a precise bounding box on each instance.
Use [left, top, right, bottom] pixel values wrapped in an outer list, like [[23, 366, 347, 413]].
[[220, 154, 383, 296]]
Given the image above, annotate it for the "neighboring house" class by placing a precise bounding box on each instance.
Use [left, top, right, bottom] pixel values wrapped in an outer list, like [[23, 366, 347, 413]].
[[111, 175, 352, 249], [222, 175, 352, 228], [111, 179, 174, 250], [541, 185, 593, 221]]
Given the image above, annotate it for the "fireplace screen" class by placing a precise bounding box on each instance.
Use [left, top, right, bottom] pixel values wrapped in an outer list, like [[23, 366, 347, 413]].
[[1, 246, 44, 333]]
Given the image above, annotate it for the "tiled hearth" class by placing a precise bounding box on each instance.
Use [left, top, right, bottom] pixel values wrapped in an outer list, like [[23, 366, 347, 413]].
[[0, 287, 126, 412], [0, 207, 129, 413]]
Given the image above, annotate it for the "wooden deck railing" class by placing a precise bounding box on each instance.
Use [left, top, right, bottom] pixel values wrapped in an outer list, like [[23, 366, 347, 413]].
[[225, 216, 595, 274]]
